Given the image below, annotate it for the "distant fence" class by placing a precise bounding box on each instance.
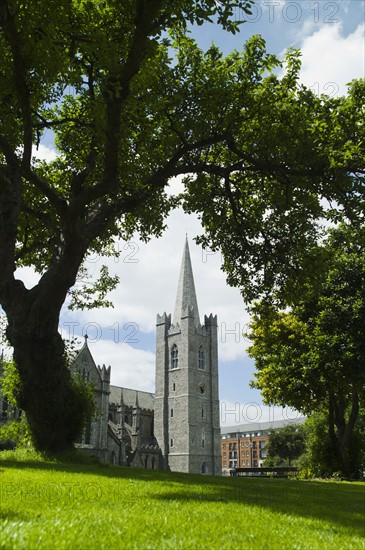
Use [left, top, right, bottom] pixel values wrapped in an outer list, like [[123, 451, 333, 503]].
[[232, 467, 298, 478]]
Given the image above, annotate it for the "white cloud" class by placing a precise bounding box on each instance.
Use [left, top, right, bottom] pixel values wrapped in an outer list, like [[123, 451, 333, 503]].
[[85, 338, 156, 391], [299, 22, 365, 96], [32, 143, 58, 163]]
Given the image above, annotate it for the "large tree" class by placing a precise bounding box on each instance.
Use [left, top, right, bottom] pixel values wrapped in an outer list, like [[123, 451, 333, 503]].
[[0, 0, 363, 452], [247, 225, 365, 477]]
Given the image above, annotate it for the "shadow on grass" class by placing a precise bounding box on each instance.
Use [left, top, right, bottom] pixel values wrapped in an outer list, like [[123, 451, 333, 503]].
[[153, 478, 365, 538], [1, 453, 364, 538]]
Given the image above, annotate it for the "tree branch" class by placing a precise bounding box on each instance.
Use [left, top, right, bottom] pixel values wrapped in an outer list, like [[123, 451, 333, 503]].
[[0, 2, 33, 168]]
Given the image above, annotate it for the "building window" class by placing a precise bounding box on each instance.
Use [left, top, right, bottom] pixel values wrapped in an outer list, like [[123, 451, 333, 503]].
[[170, 438, 174, 448], [173, 383, 176, 391], [198, 346, 204, 370], [84, 421, 91, 445], [202, 461, 208, 474], [202, 407, 204, 418], [171, 344, 178, 369], [171, 408, 174, 418]]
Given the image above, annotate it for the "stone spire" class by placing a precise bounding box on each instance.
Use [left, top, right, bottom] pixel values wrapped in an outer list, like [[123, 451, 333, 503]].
[[173, 237, 200, 324]]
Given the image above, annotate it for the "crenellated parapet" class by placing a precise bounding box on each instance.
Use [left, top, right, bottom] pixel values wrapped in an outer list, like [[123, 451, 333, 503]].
[[204, 313, 218, 327], [156, 312, 171, 327], [98, 364, 111, 383]]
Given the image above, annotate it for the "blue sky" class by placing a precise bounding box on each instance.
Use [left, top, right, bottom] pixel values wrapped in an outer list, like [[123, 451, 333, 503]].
[[14, 1, 365, 426]]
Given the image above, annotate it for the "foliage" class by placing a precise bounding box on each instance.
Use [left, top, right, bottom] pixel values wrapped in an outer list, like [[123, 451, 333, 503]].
[[184, 77, 365, 304], [265, 424, 306, 466], [0, 358, 20, 409], [0, 453, 364, 549], [0, 359, 33, 448], [262, 453, 285, 468], [247, 224, 365, 478], [68, 264, 120, 310], [299, 409, 365, 480], [0, 415, 32, 449], [70, 370, 98, 431]]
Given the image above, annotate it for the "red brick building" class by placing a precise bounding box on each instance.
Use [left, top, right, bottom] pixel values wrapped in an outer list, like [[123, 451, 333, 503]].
[[220, 418, 305, 475]]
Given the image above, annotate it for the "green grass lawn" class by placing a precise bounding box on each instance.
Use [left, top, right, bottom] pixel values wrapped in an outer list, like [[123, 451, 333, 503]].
[[0, 450, 364, 549]]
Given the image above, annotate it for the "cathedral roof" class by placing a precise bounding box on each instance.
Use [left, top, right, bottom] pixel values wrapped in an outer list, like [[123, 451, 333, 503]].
[[110, 385, 154, 410], [173, 237, 200, 324]]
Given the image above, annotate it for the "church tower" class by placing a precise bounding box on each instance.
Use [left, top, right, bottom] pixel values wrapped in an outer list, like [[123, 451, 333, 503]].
[[154, 239, 221, 475]]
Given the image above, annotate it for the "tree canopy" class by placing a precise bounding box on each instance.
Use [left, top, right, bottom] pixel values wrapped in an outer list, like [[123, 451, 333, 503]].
[[247, 224, 365, 476], [265, 424, 305, 467], [0, 0, 364, 452]]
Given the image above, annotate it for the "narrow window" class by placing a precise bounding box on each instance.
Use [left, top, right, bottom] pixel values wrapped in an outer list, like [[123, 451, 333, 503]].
[[202, 407, 204, 418], [84, 421, 92, 445], [173, 383, 176, 391], [198, 346, 204, 370], [171, 344, 178, 369], [170, 438, 174, 448], [171, 408, 174, 418]]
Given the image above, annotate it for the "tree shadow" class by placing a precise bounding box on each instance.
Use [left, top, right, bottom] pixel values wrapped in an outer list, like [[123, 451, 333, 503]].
[[153, 477, 365, 538]]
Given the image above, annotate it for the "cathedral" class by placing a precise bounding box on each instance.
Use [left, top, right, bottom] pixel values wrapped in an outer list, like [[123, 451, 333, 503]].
[[72, 239, 222, 475]]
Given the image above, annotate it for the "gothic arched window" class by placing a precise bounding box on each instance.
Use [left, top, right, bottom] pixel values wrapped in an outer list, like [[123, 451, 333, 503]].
[[171, 344, 178, 369], [198, 346, 204, 370]]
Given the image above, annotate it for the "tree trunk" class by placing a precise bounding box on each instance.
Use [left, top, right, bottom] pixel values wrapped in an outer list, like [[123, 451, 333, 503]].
[[5, 299, 88, 454], [332, 390, 360, 479], [2, 235, 90, 454]]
